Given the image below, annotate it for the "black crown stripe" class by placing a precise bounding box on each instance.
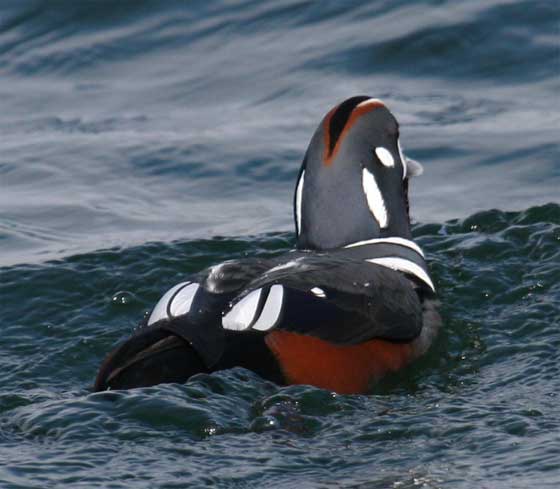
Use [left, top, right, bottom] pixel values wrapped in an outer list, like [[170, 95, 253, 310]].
[[327, 95, 370, 156]]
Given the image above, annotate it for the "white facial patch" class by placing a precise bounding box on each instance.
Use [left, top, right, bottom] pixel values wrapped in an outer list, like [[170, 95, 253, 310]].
[[295, 170, 305, 235], [169, 283, 199, 317], [148, 281, 192, 325], [362, 167, 388, 228], [222, 288, 262, 331], [252, 285, 284, 331], [366, 257, 435, 292], [375, 147, 394, 168]]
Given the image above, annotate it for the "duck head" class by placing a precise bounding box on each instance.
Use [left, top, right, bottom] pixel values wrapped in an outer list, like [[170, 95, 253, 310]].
[[294, 96, 423, 251]]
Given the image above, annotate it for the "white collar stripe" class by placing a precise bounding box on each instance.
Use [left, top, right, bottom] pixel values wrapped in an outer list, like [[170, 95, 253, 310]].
[[345, 237, 425, 258], [366, 257, 435, 292]]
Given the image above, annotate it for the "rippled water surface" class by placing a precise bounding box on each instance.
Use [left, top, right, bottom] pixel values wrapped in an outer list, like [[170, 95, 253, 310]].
[[1, 1, 559, 487]]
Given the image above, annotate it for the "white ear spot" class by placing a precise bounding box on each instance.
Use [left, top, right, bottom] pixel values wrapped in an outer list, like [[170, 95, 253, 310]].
[[252, 285, 284, 331], [375, 147, 394, 168], [169, 283, 199, 317], [222, 289, 262, 331], [310, 287, 326, 298], [148, 281, 191, 325], [362, 168, 388, 228], [295, 170, 305, 235]]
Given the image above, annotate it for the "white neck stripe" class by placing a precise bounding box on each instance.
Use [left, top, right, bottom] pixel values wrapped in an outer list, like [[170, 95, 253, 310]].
[[345, 237, 425, 258], [295, 170, 305, 235], [366, 257, 435, 292], [398, 139, 407, 180], [362, 168, 388, 228]]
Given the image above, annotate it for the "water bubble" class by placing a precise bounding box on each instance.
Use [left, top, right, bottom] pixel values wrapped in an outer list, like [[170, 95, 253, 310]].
[[111, 291, 136, 306]]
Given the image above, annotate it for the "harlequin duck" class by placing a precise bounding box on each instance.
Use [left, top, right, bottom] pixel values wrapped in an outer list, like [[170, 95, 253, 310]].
[[94, 96, 441, 394]]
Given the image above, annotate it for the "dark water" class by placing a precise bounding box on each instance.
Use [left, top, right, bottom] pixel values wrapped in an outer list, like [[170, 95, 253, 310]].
[[1, 1, 559, 487]]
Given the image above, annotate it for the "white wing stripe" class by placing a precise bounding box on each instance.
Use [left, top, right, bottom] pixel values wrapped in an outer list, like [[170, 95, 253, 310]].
[[252, 285, 284, 331], [169, 283, 199, 317], [222, 289, 262, 331], [148, 281, 191, 325]]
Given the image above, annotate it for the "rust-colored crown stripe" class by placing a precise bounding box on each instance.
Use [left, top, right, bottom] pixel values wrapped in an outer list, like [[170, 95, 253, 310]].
[[323, 97, 385, 166]]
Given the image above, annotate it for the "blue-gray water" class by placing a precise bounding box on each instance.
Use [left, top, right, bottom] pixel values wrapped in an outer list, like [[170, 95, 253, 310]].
[[1, 1, 559, 487]]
